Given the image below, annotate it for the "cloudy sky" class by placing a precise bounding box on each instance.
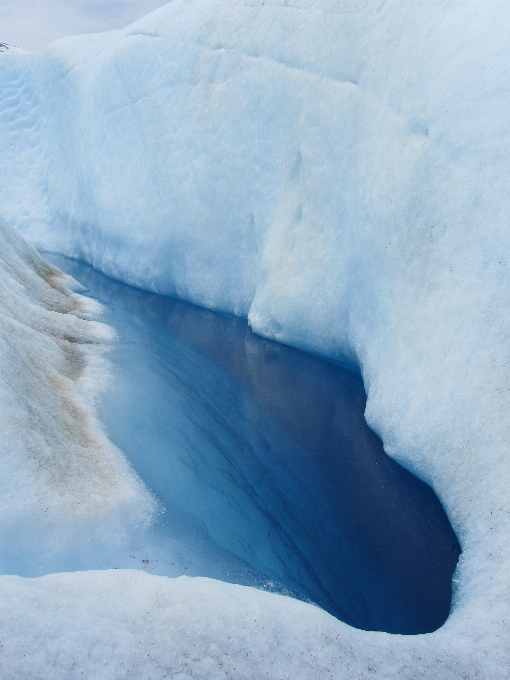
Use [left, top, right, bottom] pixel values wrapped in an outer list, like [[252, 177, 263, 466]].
[[0, 0, 171, 51]]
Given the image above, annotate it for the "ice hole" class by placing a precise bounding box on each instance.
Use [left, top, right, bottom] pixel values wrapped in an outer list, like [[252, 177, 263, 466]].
[[45, 254, 461, 635]]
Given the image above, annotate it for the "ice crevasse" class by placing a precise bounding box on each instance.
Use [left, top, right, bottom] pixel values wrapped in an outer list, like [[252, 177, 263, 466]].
[[0, 0, 510, 677]]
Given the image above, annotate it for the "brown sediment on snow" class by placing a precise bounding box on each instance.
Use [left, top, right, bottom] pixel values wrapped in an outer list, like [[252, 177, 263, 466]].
[[0, 216, 155, 522]]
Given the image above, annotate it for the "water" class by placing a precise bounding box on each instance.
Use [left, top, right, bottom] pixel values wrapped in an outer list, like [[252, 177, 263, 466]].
[[47, 254, 461, 634]]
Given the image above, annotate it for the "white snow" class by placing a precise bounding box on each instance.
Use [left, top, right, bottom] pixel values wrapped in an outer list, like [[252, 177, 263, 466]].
[[0, 0, 509, 677]]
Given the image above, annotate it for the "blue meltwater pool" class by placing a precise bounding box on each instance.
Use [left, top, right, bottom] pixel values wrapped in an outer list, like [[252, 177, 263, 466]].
[[47, 254, 461, 635]]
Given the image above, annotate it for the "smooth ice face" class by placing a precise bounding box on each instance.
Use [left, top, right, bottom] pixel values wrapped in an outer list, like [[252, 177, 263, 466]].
[[48, 254, 460, 635]]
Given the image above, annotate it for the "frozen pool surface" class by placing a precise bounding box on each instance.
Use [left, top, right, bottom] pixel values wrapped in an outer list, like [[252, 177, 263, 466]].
[[47, 255, 460, 635]]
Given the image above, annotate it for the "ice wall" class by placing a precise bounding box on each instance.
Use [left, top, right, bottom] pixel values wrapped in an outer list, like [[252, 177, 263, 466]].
[[0, 0, 509, 677]]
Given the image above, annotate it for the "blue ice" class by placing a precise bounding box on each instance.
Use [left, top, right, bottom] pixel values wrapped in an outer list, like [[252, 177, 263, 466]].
[[45, 254, 460, 635]]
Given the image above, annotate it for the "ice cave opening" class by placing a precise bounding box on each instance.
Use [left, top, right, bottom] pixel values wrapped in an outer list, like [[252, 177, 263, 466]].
[[41, 253, 461, 636]]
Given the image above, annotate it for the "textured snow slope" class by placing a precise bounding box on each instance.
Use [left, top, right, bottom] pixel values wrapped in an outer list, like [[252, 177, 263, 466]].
[[0, 0, 509, 677], [0, 217, 155, 572]]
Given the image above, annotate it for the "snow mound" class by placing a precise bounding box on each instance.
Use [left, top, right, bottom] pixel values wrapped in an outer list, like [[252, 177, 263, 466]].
[[0, 0, 509, 677], [0, 217, 155, 572]]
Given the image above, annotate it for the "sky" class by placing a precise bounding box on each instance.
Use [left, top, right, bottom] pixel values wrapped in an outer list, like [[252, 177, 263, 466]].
[[0, 0, 171, 51]]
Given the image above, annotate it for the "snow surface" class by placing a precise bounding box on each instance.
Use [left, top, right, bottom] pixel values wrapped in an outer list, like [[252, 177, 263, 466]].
[[0, 0, 509, 677], [0, 216, 156, 573]]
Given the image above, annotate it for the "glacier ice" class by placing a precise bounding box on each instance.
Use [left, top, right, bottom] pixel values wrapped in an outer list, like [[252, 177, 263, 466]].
[[0, 0, 509, 677]]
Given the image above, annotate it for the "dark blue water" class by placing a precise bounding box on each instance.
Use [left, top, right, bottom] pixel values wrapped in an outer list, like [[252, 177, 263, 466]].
[[48, 254, 460, 635]]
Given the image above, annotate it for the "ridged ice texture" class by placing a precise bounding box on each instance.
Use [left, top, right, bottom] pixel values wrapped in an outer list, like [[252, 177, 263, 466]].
[[0, 0, 509, 677], [0, 217, 155, 570]]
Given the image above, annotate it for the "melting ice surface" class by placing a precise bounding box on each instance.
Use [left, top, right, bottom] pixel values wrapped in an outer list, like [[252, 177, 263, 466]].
[[46, 254, 460, 635]]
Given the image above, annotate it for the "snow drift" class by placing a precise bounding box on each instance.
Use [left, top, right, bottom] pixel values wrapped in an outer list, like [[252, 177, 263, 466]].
[[0, 0, 509, 677]]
